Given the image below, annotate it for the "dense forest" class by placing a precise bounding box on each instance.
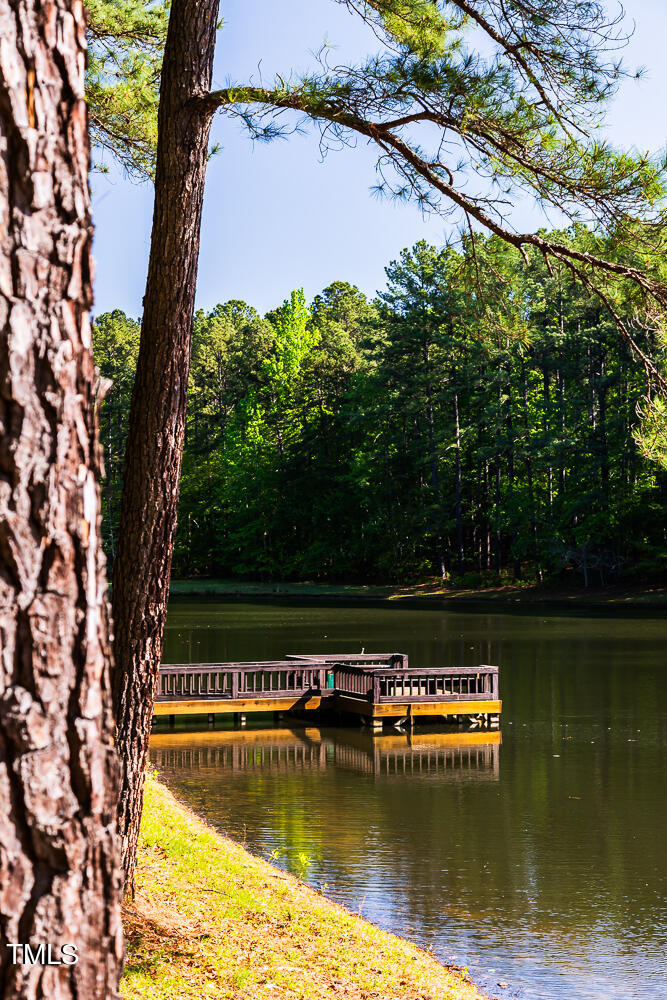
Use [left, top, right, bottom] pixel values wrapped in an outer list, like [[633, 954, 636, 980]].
[[95, 229, 666, 588]]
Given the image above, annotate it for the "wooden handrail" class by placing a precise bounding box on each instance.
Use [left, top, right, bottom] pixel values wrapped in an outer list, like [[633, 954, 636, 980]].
[[156, 656, 500, 707]]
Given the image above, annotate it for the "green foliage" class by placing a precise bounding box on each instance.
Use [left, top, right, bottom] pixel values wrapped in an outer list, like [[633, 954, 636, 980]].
[[94, 231, 667, 588], [634, 396, 667, 469], [92, 309, 141, 553], [86, 0, 168, 178], [209, 1, 667, 398], [264, 290, 318, 380], [363, 0, 450, 58], [219, 1, 667, 254], [88, 0, 667, 395]]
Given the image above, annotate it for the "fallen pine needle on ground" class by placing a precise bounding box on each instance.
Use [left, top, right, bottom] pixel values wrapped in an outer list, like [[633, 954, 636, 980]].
[[121, 773, 493, 1000]]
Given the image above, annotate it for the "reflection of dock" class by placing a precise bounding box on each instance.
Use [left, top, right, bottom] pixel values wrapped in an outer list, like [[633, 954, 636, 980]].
[[154, 653, 501, 730], [150, 729, 501, 782], [336, 731, 501, 781]]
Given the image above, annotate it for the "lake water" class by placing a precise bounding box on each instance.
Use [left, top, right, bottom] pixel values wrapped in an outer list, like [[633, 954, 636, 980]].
[[152, 599, 667, 1000]]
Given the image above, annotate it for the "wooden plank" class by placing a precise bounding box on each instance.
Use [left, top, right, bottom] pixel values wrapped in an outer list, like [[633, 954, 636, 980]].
[[153, 695, 325, 716], [149, 727, 323, 747], [334, 695, 374, 716], [376, 666, 498, 676], [160, 660, 319, 671], [286, 653, 406, 663], [372, 699, 502, 718], [160, 661, 496, 675], [379, 692, 497, 704], [373, 731, 502, 751], [334, 695, 501, 718]]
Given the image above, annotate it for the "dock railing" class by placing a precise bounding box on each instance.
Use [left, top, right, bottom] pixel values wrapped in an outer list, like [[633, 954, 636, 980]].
[[157, 661, 327, 703], [333, 664, 499, 704], [156, 656, 499, 708]]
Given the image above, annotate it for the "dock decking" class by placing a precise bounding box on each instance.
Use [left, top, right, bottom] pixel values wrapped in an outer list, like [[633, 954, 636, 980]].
[[154, 653, 501, 728]]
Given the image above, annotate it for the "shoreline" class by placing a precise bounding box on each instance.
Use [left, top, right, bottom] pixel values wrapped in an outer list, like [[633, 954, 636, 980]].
[[122, 773, 493, 1000], [169, 577, 667, 611]]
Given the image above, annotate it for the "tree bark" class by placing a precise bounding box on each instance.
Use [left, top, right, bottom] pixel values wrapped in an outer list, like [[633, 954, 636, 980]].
[[542, 363, 553, 511], [0, 0, 122, 995], [596, 346, 610, 504], [111, 0, 219, 891], [422, 343, 445, 578], [453, 387, 464, 575], [493, 382, 503, 572], [521, 358, 542, 583]]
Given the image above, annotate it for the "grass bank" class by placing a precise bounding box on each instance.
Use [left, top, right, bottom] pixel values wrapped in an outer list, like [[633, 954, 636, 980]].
[[169, 577, 667, 609], [122, 774, 491, 1000]]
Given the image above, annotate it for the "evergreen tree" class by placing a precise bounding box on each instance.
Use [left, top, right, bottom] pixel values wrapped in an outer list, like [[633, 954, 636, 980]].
[[109, 0, 667, 885], [96, 230, 665, 588], [93, 309, 141, 556], [86, 0, 167, 177]]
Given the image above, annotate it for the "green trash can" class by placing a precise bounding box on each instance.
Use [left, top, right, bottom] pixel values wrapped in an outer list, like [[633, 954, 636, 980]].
[[326, 670, 335, 690]]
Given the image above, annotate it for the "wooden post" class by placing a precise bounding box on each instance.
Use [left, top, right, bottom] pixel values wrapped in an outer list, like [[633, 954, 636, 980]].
[[208, 713, 215, 728], [169, 714, 175, 729]]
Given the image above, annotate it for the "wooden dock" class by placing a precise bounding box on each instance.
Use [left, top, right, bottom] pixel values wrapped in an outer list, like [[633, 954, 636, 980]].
[[154, 653, 501, 729]]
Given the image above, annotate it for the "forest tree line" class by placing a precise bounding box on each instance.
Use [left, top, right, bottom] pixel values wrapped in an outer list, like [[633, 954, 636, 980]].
[[95, 229, 667, 588]]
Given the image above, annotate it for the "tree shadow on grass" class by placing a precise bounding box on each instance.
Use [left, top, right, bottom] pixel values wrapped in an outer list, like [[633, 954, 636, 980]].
[[122, 902, 200, 977]]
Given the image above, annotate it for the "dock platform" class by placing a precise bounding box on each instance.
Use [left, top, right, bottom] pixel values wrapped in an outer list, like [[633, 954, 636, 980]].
[[154, 654, 501, 729]]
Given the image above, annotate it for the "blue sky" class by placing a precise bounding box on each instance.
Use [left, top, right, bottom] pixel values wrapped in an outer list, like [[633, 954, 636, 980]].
[[91, 0, 667, 319]]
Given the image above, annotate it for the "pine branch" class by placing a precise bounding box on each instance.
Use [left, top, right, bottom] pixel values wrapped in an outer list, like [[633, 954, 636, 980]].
[[205, 83, 667, 390]]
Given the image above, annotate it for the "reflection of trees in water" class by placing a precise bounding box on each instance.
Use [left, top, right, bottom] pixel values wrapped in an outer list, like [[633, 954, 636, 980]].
[[156, 610, 667, 992], [149, 728, 503, 920], [150, 719, 667, 951]]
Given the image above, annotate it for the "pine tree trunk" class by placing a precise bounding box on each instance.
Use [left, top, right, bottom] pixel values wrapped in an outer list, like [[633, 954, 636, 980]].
[[494, 382, 503, 573], [597, 349, 610, 505], [504, 371, 521, 579], [557, 360, 566, 502], [453, 388, 464, 575], [111, 0, 220, 892], [424, 358, 445, 578], [521, 359, 542, 583], [542, 363, 553, 511], [0, 0, 122, 994], [482, 457, 490, 570]]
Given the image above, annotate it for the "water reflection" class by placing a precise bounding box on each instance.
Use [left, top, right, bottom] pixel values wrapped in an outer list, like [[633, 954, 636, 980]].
[[156, 602, 667, 1000], [151, 727, 501, 782]]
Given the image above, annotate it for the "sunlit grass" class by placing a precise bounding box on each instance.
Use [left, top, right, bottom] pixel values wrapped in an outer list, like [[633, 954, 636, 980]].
[[121, 773, 489, 1000], [169, 576, 666, 606]]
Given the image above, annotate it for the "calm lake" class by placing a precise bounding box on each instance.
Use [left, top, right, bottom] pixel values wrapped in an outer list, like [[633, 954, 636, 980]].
[[152, 599, 667, 1000]]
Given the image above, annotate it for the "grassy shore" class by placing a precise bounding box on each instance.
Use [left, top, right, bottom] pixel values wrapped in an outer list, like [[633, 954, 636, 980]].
[[169, 577, 666, 609], [122, 774, 491, 1000]]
